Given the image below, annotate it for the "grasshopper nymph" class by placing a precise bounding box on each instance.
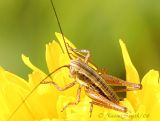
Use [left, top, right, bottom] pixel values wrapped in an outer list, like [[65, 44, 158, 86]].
[[7, 0, 142, 120]]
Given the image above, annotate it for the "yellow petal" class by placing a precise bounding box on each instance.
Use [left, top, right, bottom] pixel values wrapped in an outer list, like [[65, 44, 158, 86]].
[[148, 96, 160, 121], [22, 54, 43, 74], [22, 54, 47, 86], [28, 71, 58, 118], [39, 118, 65, 121], [132, 104, 147, 121], [57, 95, 91, 120], [46, 39, 78, 97], [0, 70, 35, 121], [39, 119, 51, 121], [0, 68, 37, 121], [119, 39, 140, 83], [119, 39, 141, 110], [22, 54, 60, 118], [5, 71, 29, 91], [46, 41, 63, 73], [0, 91, 9, 121], [55, 32, 76, 56], [141, 70, 159, 90], [141, 70, 159, 114]]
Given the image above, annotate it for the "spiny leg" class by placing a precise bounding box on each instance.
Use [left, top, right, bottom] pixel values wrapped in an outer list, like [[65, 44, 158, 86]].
[[90, 100, 127, 116], [66, 43, 90, 63], [61, 85, 82, 112], [113, 87, 141, 92], [85, 87, 127, 117], [41, 80, 76, 91], [73, 49, 90, 63], [67, 43, 99, 70], [69, 51, 99, 71], [89, 101, 93, 117], [97, 68, 108, 74], [65, 43, 84, 60], [100, 73, 142, 90]]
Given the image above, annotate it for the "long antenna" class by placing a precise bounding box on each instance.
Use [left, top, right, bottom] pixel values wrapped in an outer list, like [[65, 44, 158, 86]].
[[50, 0, 72, 59], [7, 1, 71, 120], [7, 65, 69, 121]]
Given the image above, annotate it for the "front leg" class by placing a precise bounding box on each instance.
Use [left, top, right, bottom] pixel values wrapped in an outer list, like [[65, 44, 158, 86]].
[[67, 43, 90, 63], [41, 80, 76, 91], [61, 85, 82, 112], [72, 49, 90, 63]]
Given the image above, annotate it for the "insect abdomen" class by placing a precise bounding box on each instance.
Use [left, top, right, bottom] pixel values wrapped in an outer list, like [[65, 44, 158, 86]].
[[71, 60, 119, 103]]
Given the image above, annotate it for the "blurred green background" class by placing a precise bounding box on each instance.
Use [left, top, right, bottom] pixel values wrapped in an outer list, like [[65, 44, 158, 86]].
[[0, 0, 159, 80]]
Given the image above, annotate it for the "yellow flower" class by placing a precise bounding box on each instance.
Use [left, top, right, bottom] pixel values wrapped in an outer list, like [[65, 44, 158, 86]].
[[0, 33, 159, 121]]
